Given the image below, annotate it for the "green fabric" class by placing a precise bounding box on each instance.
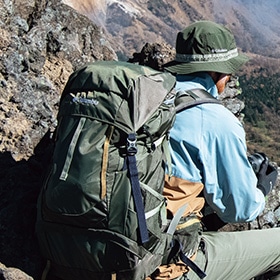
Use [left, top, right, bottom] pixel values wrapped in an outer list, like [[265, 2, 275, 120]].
[[36, 61, 177, 280], [61, 60, 176, 133], [164, 21, 249, 75], [186, 228, 280, 280]]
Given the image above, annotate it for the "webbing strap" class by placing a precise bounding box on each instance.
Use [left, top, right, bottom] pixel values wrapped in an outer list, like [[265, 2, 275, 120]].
[[162, 136, 172, 178], [175, 88, 221, 113], [179, 250, 207, 279], [127, 133, 149, 244], [166, 203, 206, 279], [101, 126, 114, 199], [59, 117, 86, 181], [167, 203, 188, 235], [41, 260, 51, 280]]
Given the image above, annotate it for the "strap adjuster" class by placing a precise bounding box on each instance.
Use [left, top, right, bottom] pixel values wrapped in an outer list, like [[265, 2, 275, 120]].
[[127, 134, 137, 155]]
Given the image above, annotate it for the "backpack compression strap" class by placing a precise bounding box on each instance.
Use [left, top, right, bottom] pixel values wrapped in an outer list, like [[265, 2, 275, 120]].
[[167, 204, 207, 279], [127, 133, 149, 244], [175, 88, 221, 113]]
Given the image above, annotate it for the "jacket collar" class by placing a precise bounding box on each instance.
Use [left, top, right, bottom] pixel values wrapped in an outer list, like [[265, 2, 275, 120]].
[[175, 72, 219, 98]]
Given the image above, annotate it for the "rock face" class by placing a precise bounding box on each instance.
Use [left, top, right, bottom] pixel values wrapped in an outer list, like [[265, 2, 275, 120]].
[[0, 0, 116, 162], [0, 0, 116, 278], [0, 2, 279, 280], [0, 262, 33, 280]]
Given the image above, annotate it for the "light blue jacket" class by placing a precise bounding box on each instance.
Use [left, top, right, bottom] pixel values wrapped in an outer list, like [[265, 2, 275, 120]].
[[169, 72, 265, 223]]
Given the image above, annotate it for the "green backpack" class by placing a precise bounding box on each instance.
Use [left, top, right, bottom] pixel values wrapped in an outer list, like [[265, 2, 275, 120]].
[[36, 61, 179, 280]]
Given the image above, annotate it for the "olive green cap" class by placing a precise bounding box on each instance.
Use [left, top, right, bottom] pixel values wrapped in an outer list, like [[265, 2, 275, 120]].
[[164, 21, 249, 75]]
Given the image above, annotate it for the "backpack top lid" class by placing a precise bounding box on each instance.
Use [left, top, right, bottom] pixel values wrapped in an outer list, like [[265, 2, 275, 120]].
[[61, 60, 176, 133]]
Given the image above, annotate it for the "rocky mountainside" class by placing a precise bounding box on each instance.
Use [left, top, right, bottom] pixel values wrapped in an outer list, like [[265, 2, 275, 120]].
[[0, 0, 279, 279], [62, 0, 280, 65], [0, 0, 116, 278], [0, 0, 117, 161]]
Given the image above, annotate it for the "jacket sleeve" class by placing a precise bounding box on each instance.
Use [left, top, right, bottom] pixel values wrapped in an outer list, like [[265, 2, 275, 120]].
[[199, 105, 265, 223]]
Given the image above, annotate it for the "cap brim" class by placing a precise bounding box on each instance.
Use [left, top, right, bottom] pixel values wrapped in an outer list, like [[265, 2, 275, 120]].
[[164, 53, 249, 75]]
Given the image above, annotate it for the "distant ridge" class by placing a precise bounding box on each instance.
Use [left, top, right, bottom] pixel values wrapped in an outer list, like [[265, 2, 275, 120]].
[[62, 0, 280, 64]]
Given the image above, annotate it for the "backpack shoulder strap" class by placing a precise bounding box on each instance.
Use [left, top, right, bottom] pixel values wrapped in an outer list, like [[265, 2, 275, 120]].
[[175, 88, 221, 113]]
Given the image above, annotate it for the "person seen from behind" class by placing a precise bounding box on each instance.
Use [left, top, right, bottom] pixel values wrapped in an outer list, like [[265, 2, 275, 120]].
[[159, 20, 280, 280]]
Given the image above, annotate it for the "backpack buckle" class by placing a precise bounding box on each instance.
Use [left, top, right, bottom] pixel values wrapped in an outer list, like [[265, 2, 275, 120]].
[[127, 134, 137, 155]]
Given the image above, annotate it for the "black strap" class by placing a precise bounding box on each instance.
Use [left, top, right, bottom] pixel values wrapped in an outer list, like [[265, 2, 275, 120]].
[[175, 88, 221, 113], [167, 239, 207, 279], [127, 133, 149, 244], [179, 250, 207, 279]]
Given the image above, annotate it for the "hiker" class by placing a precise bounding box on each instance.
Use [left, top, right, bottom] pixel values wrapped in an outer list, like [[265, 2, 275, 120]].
[[160, 21, 280, 280]]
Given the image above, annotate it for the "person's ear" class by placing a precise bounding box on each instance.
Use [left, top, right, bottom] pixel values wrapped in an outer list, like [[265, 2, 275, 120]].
[[216, 74, 231, 93]]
